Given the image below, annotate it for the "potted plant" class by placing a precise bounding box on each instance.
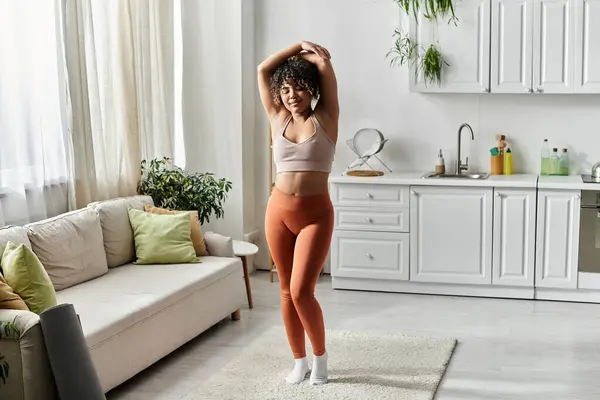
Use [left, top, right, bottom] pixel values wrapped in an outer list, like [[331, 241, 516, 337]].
[[137, 157, 233, 225], [0, 321, 19, 387]]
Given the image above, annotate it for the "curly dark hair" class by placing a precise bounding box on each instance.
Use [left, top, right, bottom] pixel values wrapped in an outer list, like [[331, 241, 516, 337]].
[[269, 56, 320, 106]]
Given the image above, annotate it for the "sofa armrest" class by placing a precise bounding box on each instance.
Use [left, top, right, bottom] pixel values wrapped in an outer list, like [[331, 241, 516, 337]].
[[0, 310, 57, 400]]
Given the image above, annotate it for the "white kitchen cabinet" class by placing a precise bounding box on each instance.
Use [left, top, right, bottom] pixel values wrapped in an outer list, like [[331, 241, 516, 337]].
[[535, 190, 581, 289], [491, 0, 576, 93], [329, 182, 409, 208], [334, 207, 408, 233], [532, 0, 577, 93], [405, 0, 597, 93], [490, 0, 534, 93], [574, 0, 600, 92], [331, 230, 410, 281], [410, 0, 491, 93], [410, 186, 493, 284], [330, 182, 410, 282], [492, 189, 537, 286]]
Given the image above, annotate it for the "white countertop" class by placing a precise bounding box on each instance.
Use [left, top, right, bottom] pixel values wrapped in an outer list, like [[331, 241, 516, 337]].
[[329, 171, 539, 188], [538, 175, 600, 190]]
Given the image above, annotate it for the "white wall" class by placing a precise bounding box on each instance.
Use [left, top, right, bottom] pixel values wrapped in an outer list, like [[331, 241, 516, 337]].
[[242, 0, 257, 237], [181, 0, 256, 240], [252, 0, 600, 269]]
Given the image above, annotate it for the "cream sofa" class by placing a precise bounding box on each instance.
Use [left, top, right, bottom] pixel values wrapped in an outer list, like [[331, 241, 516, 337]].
[[0, 195, 245, 399]]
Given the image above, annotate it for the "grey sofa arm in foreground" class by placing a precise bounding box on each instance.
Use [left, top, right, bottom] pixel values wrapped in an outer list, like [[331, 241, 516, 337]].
[[0, 309, 57, 400]]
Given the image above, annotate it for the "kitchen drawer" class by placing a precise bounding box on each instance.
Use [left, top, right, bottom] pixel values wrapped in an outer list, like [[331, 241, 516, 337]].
[[330, 230, 409, 280], [334, 207, 408, 233], [330, 183, 408, 208]]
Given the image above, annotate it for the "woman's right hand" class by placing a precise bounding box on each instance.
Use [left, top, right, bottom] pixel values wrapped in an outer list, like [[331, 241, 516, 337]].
[[300, 41, 330, 60]]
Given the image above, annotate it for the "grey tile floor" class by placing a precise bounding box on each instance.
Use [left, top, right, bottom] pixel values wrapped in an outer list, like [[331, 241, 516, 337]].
[[107, 272, 600, 400]]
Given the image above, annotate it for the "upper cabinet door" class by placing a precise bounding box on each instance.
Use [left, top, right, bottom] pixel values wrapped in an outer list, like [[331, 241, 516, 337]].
[[532, 0, 577, 93], [574, 0, 600, 92], [490, 0, 535, 93], [410, 0, 491, 93]]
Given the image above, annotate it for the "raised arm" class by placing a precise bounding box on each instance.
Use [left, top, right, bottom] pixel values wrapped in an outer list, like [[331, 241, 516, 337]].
[[301, 51, 339, 122], [257, 41, 331, 120], [257, 42, 303, 119]]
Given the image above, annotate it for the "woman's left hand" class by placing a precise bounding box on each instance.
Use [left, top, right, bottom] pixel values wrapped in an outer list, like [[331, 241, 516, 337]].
[[300, 41, 330, 60]]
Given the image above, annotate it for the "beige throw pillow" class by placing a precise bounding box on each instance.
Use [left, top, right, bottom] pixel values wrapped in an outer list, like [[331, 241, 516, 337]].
[[0, 273, 28, 311], [144, 205, 208, 256]]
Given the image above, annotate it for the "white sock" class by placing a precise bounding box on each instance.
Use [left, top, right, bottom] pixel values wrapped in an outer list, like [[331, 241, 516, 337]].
[[310, 352, 328, 385], [285, 357, 310, 384]]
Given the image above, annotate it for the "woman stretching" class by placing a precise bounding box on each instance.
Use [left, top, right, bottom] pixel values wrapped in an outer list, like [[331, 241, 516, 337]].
[[258, 41, 338, 385]]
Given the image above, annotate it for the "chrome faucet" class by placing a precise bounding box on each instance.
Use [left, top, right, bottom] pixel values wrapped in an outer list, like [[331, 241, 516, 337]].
[[456, 123, 474, 175]]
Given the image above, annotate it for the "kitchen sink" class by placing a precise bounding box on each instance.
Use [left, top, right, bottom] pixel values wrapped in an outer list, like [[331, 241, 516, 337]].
[[421, 172, 490, 180]]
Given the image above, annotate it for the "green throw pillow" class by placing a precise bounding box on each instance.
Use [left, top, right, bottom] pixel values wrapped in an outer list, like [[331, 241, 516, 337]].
[[128, 208, 199, 264], [1, 241, 57, 314]]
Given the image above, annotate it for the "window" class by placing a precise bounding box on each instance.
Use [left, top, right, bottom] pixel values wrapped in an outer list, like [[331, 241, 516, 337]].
[[0, 0, 70, 185], [0, 0, 71, 224]]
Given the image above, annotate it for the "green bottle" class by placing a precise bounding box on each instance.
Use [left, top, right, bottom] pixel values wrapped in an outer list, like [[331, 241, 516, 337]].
[[549, 148, 559, 175], [541, 139, 550, 175], [558, 148, 570, 176]]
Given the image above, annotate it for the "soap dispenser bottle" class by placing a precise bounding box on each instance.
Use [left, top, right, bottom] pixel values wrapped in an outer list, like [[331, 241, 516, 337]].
[[435, 149, 446, 174]]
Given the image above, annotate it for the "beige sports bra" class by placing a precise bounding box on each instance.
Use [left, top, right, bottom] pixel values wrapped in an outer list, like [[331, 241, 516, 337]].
[[272, 113, 335, 174]]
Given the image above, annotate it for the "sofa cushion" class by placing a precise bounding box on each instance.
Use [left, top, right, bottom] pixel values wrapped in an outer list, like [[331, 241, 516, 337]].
[[128, 208, 199, 264], [89, 195, 154, 268], [144, 205, 208, 256], [0, 225, 31, 255], [0, 273, 29, 311], [204, 232, 235, 257], [0, 226, 32, 310], [26, 208, 108, 291], [55, 256, 241, 348], [2, 242, 57, 314]]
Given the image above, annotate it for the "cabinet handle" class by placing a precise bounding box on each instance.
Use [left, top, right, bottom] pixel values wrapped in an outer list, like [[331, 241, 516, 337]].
[[481, 88, 489, 93], [365, 192, 373, 199], [536, 88, 544, 93], [366, 253, 373, 259], [526, 87, 533, 93], [365, 217, 373, 223]]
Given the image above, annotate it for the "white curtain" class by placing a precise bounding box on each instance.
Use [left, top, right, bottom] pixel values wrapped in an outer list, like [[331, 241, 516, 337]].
[[61, 0, 176, 207], [0, 0, 75, 226]]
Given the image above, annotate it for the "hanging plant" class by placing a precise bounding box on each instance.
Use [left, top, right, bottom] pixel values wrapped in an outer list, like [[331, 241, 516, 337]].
[[421, 44, 449, 86], [393, 0, 458, 24], [388, 0, 458, 86], [387, 29, 449, 87], [387, 29, 419, 68]]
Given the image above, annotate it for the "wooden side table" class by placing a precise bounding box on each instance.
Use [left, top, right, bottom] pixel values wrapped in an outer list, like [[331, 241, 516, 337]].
[[233, 240, 258, 309]]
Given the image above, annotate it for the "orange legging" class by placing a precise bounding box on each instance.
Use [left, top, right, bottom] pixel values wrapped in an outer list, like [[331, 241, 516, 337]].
[[265, 187, 334, 359]]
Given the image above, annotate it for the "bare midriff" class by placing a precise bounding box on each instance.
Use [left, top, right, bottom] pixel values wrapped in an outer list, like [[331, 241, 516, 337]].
[[275, 171, 330, 197]]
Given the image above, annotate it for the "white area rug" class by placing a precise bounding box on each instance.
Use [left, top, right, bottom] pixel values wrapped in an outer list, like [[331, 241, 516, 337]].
[[184, 326, 457, 400]]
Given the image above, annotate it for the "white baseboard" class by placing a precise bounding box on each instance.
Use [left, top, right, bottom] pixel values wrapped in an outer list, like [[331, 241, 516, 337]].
[[331, 277, 600, 304], [577, 272, 600, 290], [331, 277, 535, 300], [535, 288, 600, 303]]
